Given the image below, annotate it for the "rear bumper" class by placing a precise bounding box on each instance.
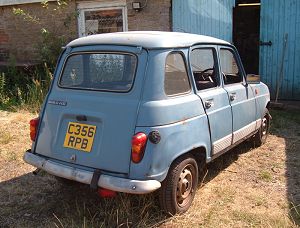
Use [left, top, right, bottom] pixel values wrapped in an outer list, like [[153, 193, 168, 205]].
[[23, 151, 161, 194]]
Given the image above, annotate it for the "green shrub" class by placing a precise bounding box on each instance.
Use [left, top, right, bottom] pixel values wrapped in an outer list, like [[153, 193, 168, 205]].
[[0, 62, 53, 112]]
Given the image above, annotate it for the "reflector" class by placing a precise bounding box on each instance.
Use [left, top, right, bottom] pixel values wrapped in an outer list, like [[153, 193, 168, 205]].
[[98, 188, 117, 198]]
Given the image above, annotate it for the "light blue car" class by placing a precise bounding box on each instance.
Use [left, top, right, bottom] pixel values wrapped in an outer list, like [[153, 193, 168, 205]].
[[24, 31, 271, 214]]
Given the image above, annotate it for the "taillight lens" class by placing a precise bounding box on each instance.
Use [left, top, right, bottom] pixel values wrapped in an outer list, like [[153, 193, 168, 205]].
[[131, 132, 148, 163], [30, 117, 40, 141]]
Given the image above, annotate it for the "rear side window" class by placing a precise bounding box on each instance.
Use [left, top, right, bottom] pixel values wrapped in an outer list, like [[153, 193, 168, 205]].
[[164, 53, 191, 96], [59, 53, 137, 92]]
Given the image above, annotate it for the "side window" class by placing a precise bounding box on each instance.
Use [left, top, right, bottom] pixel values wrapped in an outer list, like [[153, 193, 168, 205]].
[[164, 53, 191, 96], [190, 48, 218, 90], [220, 49, 242, 85]]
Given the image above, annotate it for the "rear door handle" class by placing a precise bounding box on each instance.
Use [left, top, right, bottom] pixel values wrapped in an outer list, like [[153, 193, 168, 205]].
[[229, 93, 236, 102], [205, 99, 214, 109]]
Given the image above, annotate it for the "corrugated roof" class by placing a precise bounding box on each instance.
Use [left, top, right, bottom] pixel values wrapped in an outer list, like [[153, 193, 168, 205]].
[[67, 31, 230, 49]]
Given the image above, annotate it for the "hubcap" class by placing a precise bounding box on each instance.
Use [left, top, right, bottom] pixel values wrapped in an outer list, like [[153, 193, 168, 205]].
[[176, 165, 194, 207]]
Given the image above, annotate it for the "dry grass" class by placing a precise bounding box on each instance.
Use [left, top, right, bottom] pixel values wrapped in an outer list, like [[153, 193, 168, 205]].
[[0, 109, 299, 227]]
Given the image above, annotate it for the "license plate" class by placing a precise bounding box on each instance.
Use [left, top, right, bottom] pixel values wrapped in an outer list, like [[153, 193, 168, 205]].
[[63, 122, 96, 152]]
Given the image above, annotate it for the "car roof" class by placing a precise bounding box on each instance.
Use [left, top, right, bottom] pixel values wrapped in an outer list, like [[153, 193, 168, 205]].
[[67, 31, 231, 49]]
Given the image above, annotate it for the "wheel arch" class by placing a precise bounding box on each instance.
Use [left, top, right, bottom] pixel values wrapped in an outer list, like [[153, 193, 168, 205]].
[[168, 146, 207, 177], [266, 101, 270, 110]]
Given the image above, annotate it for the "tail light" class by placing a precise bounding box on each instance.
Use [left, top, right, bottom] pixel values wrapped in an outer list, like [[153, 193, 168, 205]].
[[131, 132, 147, 163], [30, 117, 40, 141]]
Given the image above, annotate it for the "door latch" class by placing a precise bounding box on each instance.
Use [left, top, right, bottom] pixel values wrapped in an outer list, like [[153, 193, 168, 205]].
[[259, 41, 272, 46], [205, 100, 214, 109], [229, 93, 236, 102]]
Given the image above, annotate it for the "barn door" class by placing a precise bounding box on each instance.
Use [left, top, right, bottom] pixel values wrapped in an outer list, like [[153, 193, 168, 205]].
[[259, 0, 300, 100]]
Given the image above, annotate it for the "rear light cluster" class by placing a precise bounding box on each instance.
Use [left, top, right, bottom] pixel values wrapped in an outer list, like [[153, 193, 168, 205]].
[[131, 132, 148, 163], [30, 117, 40, 141]]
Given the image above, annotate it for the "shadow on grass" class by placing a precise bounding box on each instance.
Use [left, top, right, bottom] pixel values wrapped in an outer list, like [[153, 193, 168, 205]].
[[0, 144, 255, 228], [0, 171, 167, 227], [270, 109, 300, 225]]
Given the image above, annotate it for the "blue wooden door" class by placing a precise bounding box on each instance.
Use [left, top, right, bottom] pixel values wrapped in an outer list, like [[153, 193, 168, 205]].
[[172, 0, 236, 42], [260, 0, 300, 100]]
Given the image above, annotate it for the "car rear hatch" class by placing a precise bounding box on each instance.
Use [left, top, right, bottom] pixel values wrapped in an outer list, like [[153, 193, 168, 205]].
[[34, 45, 147, 174]]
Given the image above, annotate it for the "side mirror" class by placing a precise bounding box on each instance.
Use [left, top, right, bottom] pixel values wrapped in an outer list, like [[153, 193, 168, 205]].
[[246, 74, 260, 84]]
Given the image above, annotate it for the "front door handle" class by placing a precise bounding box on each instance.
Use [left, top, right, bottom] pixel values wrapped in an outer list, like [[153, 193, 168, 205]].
[[229, 93, 236, 102], [205, 100, 214, 109]]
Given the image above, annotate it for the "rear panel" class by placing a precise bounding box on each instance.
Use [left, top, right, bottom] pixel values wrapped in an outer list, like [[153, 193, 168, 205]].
[[34, 45, 147, 174]]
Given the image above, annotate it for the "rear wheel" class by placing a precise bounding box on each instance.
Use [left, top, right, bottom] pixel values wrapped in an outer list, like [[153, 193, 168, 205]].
[[253, 108, 270, 147], [159, 155, 198, 215]]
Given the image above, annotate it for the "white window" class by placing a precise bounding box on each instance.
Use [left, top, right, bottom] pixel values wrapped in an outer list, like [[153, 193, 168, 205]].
[[77, 1, 128, 37]]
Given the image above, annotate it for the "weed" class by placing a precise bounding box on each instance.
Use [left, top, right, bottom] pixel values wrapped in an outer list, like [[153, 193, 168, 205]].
[[0, 132, 13, 145], [259, 170, 272, 182], [232, 210, 262, 226], [0, 63, 52, 112], [254, 196, 267, 206], [213, 186, 236, 205], [290, 202, 300, 225]]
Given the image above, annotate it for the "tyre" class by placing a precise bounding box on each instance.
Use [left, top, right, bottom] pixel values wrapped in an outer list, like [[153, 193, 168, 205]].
[[253, 108, 271, 147], [159, 155, 198, 215]]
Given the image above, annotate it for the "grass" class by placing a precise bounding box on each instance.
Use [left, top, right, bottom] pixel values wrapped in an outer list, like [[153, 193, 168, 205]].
[[0, 132, 12, 144], [290, 202, 300, 225], [258, 170, 272, 182], [270, 109, 300, 130], [0, 108, 299, 227]]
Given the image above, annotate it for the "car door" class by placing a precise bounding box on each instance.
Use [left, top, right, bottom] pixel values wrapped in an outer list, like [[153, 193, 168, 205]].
[[218, 47, 256, 144], [190, 46, 232, 156]]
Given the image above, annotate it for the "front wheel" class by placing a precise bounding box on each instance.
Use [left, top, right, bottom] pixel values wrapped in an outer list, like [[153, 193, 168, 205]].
[[159, 155, 198, 215], [253, 108, 271, 147]]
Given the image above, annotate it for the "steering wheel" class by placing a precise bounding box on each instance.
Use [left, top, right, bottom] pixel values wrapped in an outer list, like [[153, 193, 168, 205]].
[[222, 72, 227, 84], [200, 68, 214, 81]]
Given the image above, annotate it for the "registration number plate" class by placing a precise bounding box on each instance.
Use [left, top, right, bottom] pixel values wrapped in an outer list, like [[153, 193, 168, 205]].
[[63, 122, 96, 152]]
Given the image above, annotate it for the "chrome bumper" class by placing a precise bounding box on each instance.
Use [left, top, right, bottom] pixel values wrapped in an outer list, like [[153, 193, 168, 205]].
[[24, 152, 161, 194]]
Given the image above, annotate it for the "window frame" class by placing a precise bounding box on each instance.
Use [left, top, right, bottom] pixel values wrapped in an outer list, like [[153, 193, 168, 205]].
[[77, 2, 128, 37], [189, 46, 221, 91], [57, 51, 138, 93], [219, 47, 246, 86], [164, 51, 192, 97]]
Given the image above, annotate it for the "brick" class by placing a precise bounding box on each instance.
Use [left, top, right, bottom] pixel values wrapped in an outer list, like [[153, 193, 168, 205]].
[[0, 0, 171, 63]]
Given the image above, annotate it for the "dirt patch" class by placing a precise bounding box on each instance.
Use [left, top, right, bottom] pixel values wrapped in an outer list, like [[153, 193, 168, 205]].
[[0, 109, 299, 227]]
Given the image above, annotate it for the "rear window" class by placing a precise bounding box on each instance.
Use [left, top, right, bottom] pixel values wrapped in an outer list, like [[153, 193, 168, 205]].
[[59, 53, 137, 92]]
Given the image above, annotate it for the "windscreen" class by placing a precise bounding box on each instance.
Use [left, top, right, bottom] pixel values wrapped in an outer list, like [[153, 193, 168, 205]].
[[59, 53, 137, 92]]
